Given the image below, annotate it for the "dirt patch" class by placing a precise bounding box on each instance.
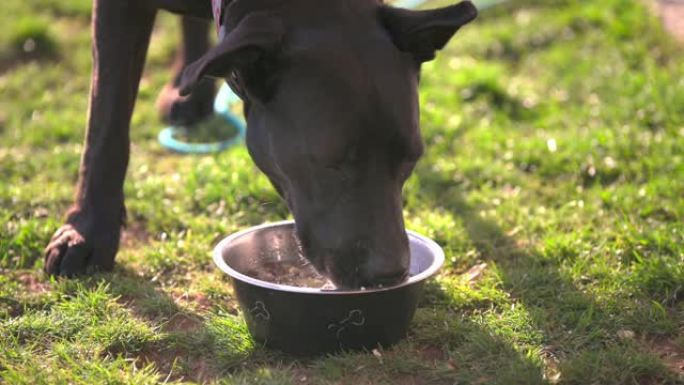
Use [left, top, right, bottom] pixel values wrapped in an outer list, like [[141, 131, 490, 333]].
[[163, 313, 203, 332], [419, 345, 446, 363], [120, 222, 151, 248], [644, 338, 684, 376], [17, 273, 49, 294], [136, 347, 219, 384], [170, 290, 213, 312], [118, 287, 219, 382], [656, 0, 684, 42], [184, 356, 218, 384]]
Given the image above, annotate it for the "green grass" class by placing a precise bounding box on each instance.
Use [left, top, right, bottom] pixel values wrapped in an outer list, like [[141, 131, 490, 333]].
[[1, 0, 683, 383]]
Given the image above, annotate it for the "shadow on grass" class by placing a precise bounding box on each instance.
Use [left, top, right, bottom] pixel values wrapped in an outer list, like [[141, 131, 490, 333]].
[[415, 167, 681, 384], [86, 266, 282, 383], [415, 280, 549, 384], [38, 266, 231, 383], [73, 265, 547, 384]]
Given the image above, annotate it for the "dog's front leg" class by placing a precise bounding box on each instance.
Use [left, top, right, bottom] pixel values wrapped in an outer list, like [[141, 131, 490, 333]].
[[44, 0, 157, 276], [157, 16, 215, 126]]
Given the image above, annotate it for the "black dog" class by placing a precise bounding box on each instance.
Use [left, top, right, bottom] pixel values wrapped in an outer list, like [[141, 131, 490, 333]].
[[44, 0, 477, 289]]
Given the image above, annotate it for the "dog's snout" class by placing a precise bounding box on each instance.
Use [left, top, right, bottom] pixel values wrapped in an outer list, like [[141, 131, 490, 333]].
[[315, 239, 410, 289], [359, 248, 410, 288], [361, 269, 409, 288]]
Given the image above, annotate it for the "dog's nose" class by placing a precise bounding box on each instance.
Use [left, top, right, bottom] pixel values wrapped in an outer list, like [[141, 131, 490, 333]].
[[356, 247, 410, 288], [361, 271, 408, 287], [325, 253, 409, 290], [359, 268, 409, 288]]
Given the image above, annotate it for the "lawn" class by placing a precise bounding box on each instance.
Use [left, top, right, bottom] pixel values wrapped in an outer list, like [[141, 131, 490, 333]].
[[1, 0, 683, 384]]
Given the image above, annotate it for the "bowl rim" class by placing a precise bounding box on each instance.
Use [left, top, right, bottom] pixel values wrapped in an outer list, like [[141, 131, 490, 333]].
[[212, 220, 445, 295]]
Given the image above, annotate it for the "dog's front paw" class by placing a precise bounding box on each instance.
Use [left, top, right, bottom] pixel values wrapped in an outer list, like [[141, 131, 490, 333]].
[[44, 223, 119, 277]]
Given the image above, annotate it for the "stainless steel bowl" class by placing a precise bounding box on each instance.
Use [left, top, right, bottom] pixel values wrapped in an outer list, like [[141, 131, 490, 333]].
[[213, 220, 444, 355]]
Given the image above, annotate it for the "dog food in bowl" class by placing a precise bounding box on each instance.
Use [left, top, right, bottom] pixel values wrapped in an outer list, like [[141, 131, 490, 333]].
[[243, 258, 332, 288]]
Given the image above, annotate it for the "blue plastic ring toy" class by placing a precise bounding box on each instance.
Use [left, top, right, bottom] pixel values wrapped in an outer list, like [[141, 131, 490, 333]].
[[158, 84, 246, 154]]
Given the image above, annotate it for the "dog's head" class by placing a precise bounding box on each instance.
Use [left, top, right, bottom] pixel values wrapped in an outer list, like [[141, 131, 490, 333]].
[[181, 0, 476, 289]]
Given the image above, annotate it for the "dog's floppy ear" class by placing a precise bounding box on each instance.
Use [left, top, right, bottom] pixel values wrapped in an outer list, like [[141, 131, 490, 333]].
[[179, 12, 284, 96], [379, 1, 477, 62]]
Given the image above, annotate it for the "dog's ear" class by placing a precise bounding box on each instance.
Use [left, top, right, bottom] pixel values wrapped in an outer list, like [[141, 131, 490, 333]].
[[179, 12, 284, 96], [379, 1, 477, 63]]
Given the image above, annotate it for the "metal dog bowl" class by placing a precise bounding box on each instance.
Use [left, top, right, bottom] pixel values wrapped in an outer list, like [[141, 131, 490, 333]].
[[213, 220, 444, 355]]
